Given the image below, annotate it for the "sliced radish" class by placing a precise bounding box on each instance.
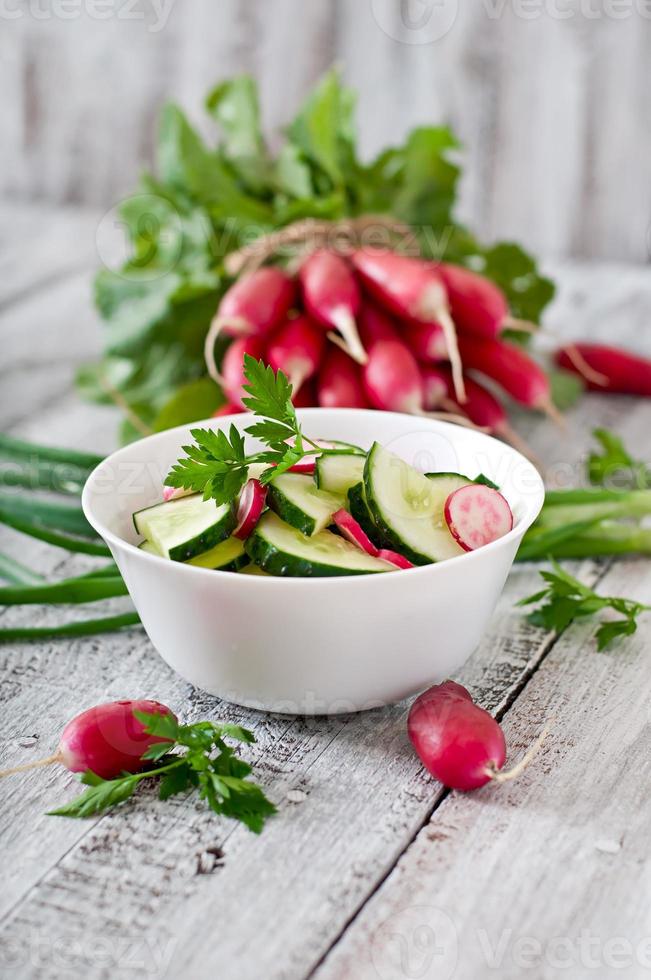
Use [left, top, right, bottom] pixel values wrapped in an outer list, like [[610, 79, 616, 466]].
[[287, 438, 338, 475], [162, 485, 193, 502], [444, 484, 513, 552], [233, 479, 267, 540], [377, 548, 415, 570], [333, 509, 379, 557]]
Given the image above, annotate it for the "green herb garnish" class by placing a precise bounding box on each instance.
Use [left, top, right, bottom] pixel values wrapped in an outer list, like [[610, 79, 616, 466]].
[[165, 355, 334, 504], [518, 561, 650, 651], [48, 711, 276, 833], [588, 428, 651, 490]]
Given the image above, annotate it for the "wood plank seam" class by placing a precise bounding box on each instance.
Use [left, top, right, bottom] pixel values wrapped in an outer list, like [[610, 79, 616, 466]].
[[304, 559, 615, 979]]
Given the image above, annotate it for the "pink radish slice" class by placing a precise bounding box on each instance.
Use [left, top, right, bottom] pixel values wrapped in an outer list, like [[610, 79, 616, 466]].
[[333, 509, 379, 557], [287, 438, 337, 474], [162, 485, 193, 502], [408, 681, 506, 790], [299, 251, 368, 364], [233, 479, 267, 540], [377, 548, 415, 569], [444, 485, 513, 552], [60, 700, 176, 779]]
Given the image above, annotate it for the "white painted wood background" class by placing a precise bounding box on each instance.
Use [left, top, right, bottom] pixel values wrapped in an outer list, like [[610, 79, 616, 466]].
[[1, 1, 651, 262], [1, 203, 651, 979]]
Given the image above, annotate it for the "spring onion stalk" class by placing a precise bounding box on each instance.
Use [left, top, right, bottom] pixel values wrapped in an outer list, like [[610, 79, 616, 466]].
[[0, 576, 128, 606], [0, 512, 111, 556], [0, 461, 89, 496], [0, 552, 45, 586], [0, 611, 140, 642], [0, 495, 96, 539], [0, 433, 103, 470], [542, 524, 651, 559]]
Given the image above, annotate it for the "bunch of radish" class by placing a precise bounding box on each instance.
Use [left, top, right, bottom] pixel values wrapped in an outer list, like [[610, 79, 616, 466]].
[[205, 247, 650, 440]]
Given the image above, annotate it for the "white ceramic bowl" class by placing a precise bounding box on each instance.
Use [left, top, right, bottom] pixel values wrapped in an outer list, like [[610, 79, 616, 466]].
[[82, 410, 544, 714]]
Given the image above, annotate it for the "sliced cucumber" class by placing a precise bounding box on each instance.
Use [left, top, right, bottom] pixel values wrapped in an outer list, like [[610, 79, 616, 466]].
[[347, 482, 381, 543], [187, 536, 247, 571], [330, 440, 365, 454], [364, 443, 464, 564], [139, 540, 161, 555], [133, 494, 236, 561], [245, 512, 391, 577], [239, 563, 271, 576], [426, 470, 500, 492], [139, 533, 245, 570], [315, 453, 366, 495], [425, 472, 475, 498], [266, 473, 344, 536]]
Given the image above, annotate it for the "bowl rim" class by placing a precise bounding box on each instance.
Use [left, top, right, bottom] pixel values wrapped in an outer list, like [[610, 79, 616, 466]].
[[82, 408, 546, 589]]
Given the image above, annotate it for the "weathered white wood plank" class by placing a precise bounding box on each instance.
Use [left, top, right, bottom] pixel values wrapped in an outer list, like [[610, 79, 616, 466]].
[[1, 237, 650, 979], [315, 557, 651, 980]]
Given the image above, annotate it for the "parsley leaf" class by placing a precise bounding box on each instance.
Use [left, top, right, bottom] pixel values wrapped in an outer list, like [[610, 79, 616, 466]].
[[48, 712, 276, 832], [588, 428, 651, 490], [518, 561, 650, 650], [165, 423, 249, 503]]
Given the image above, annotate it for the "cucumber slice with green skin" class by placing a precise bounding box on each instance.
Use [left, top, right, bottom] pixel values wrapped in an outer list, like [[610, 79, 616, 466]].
[[425, 471, 500, 492], [330, 440, 365, 454], [245, 512, 391, 577], [315, 453, 366, 495], [424, 472, 475, 498], [139, 535, 246, 570], [266, 473, 344, 536], [239, 563, 271, 576], [186, 536, 247, 571], [138, 540, 161, 555], [133, 495, 236, 561], [347, 482, 382, 544], [364, 443, 464, 565]]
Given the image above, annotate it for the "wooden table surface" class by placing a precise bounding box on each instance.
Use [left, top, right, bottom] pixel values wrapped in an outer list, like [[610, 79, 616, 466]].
[[1, 205, 650, 980]]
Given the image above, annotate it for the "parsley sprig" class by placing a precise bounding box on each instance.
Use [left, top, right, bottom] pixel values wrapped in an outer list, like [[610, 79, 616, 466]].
[[519, 561, 650, 651], [588, 428, 651, 490], [48, 711, 276, 833], [165, 355, 350, 503]]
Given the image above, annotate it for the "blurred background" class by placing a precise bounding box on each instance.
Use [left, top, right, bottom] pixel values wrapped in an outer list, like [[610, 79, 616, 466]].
[[1, 0, 650, 263]]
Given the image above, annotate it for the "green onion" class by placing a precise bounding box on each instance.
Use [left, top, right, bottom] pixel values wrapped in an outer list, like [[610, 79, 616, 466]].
[[0, 611, 140, 642], [542, 524, 651, 559], [0, 433, 103, 470], [0, 513, 110, 556], [0, 575, 127, 605], [0, 494, 96, 539], [0, 551, 44, 586], [0, 461, 89, 496]]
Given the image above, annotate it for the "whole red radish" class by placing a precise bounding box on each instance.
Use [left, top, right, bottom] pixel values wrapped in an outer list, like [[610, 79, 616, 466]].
[[425, 365, 536, 459], [458, 334, 561, 423], [403, 321, 448, 362], [439, 263, 511, 338], [0, 700, 176, 781], [212, 402, 245, 417], [265, 314, 325, 394], [221, 335, 265, 408], [205, 267, 295, 382], [358, 303, 399, 349], [350, 249, 465, 402], [291, 379, 317, 408], [556, 342, 651, 396], [444, 484, 513, 552], [299, 250, 368, 364], [363, 339, 425, 414], [317, 346, 368, 409], [408, 682, 506, 790], [233, 479, 267, 540]]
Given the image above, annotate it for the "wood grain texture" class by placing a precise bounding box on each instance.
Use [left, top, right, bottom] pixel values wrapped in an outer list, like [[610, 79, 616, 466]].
[[1, 210, 651, 979], [1, 4, 650, 261], [314, 558, 651, 980]]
